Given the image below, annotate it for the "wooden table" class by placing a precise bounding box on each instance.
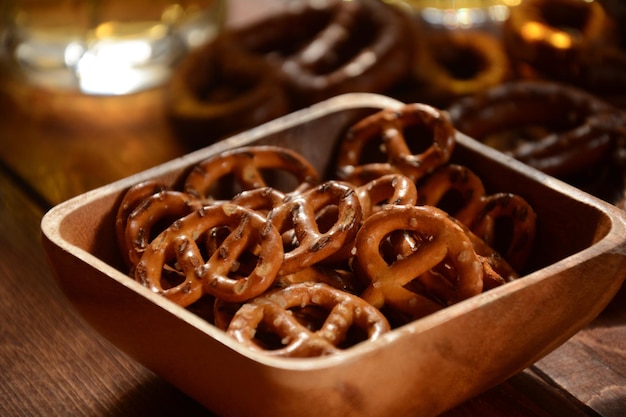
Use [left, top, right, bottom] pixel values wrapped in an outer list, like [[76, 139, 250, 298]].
[[2, 137, 625, 417], [0, 2, 626, 417]]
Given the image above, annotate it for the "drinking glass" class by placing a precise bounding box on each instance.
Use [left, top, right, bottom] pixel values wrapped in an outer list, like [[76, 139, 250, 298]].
[[394, 0, 520, 30], [0, 0, 227, 94]]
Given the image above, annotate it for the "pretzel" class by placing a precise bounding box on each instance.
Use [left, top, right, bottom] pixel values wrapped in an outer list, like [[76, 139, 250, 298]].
[[416, 164, 486, 225], [336, 103, 456, 185], [416, 164, 536, 272], [215, 265, 363, 333], [226, 282, 390, 357], [354, 205, 483, 322], [115, 180, 169, 267], [414, 30, 511, 107], [231, 0, 415, 107], [184, 145, 319, 203], [133, 203, 284, 306], [502, 0, 613, 82], [166, 35, 291, 146], [463, 193, 537, 272], [267, 181, 362, 275], [122, 189, 202, 269], [447, 80, 626, 178]]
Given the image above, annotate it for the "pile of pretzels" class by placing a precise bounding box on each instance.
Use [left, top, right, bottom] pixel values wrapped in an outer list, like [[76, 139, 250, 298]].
[[164, 0, 626, 210], [115, 103, 536, 358]]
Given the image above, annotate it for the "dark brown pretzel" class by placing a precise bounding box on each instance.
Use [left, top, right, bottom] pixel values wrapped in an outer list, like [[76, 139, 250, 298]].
[[336, 103, 456, 185], [447, 80, 626, 178], [355, 205, 483, 321], [226, 282, 390, 357], [231, 0, 415, 106], [267, 181, 362, 275], [166, 35, 291, 146], [134, 203, 284, 306], [502, 0, 613, 81], [184, 145, 319, 203]]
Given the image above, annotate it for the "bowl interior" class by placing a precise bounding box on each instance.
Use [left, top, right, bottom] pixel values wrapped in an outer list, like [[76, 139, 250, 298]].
[[56, 98, 611, 282]]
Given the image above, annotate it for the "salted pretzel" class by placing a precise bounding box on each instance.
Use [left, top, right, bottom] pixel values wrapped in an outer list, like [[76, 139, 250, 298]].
[[121, 188, 202, 269], [336, 103, 456, 185], [463, 193, 537, 272], [267, 181, 362, 275], [133, 203, 284, 307], [226, 282, 390, 357], [355, 205, 483, 322], [215, 265, 362, 331], [416, 163, 536, 271], [115, 180, 169, 267], [184, 145, 319, 203], [416, 164, 486, 225]]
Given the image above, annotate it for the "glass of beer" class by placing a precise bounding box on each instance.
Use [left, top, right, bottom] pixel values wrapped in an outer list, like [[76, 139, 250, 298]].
[[393, 0, 520, 30], [0, 0, 227, 95]]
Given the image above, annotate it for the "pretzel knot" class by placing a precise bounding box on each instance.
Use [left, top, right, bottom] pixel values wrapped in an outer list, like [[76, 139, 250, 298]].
[[336, 103, 456, 185], [268, 181, 362, 275], [184, 145, 319, 203], [134, 203, 284, 306], [355, 205, 484, 321], [227, 282, 390, 357]]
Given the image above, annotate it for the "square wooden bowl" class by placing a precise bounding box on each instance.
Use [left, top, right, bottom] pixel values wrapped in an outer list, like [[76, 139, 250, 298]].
[[41, 93, 626, 417]]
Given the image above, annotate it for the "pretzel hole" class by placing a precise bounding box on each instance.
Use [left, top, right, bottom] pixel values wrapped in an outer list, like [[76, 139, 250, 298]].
[[244, 306, 330, 351], [160, 266, 187, 290], [256, 168, 303, 193], [315, 205, 340, 234], [403, 260, 457, 306], [243, 10, 333, 58], [403, 123, 440, 155], [537, 1, 593, 37], [424, 188, 470, 218], [199, 173, 243, 200], [195, 63, 257, 103], [489, 216, 516, 259], [434, 45, 489, 81], [311, 10, 379, 74]]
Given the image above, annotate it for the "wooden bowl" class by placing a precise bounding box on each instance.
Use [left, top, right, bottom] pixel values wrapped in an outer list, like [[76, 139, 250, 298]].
[[41, 93, 626, 417]]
